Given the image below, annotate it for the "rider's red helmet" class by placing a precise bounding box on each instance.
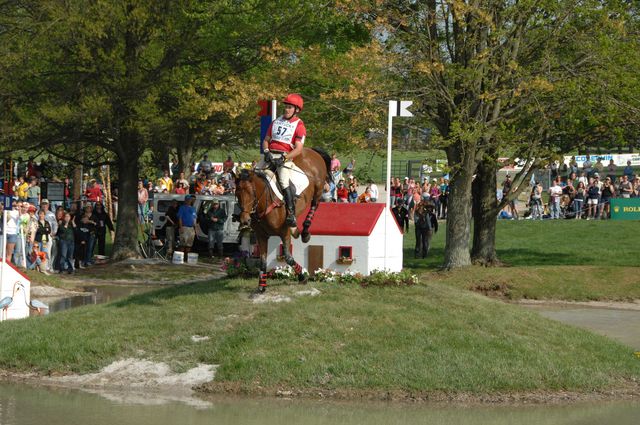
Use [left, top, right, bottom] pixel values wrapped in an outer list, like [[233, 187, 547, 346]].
[[283, 93, 303, 111]]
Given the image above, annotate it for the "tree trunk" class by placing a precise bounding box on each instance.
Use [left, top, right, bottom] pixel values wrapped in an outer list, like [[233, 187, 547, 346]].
[[471, 159, 500, 266], [443, 143, 477, 269], [111, 144, 140, 260], [176, 130, 194, 177]]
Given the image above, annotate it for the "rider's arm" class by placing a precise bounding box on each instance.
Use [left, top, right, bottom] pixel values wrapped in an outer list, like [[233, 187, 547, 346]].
[[285, 141, 304, 161], [262, 135, 271, 153]]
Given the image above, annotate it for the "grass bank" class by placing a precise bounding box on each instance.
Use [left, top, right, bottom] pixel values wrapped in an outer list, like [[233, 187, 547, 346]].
[[0, 278, 638, 400], [403, 219, 640, 301]]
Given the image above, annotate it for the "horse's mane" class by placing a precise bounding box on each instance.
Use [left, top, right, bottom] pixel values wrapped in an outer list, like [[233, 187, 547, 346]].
[[311, 147, 333, 184]]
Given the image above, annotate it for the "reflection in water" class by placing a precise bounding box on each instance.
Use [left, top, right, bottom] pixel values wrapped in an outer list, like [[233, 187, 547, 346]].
[[0, 382, 639, 425], [48, 285, 155, 313]]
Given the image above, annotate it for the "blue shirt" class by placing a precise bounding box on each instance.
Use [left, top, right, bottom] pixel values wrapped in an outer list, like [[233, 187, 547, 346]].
[[177, 204, 197, 227]]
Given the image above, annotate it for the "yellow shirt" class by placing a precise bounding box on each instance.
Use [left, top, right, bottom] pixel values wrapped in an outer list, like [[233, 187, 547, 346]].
[[16, 182, 29, 199], [158, 176, 173, 192]]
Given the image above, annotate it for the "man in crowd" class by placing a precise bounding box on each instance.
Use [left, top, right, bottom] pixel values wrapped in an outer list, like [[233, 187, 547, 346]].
[[206, 199, 227, 257], [40, 199, 58, 271], [197, 154, 213, 177], [177, 195, 197, 260]]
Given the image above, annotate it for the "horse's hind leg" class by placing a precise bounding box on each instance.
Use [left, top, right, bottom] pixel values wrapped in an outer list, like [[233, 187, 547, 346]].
[[281, 233, 307, 284], [301, 198, 318, 244]]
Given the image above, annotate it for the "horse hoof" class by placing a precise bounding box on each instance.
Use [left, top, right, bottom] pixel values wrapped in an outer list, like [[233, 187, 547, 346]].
[[301, 232, 310, 243], [298, 274, 308, 284]]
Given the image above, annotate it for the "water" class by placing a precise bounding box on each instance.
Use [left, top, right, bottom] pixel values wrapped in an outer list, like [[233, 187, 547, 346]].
[[0, 382, 638, 425], [47, 285, 156, 313]]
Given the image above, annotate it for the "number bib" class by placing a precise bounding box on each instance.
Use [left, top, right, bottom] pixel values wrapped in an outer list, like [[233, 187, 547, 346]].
[[270, 117, 301, 146]]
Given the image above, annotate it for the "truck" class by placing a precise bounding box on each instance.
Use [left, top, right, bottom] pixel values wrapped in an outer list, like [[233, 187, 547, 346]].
[[151, 193, 240, 247]]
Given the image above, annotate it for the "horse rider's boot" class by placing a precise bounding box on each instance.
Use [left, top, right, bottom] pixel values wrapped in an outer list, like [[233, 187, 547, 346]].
[[283, 185, 297, 227]]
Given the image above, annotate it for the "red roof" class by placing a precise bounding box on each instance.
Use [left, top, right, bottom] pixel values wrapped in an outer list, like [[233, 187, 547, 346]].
[[296, 203, 386, 236], [0, 259, 31, 282]]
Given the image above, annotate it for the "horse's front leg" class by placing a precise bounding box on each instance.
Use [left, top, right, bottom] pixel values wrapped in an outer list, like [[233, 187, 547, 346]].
[[257, 232, 269, 293], [301, 198, 318, 244], [281, 232, 307, 283]]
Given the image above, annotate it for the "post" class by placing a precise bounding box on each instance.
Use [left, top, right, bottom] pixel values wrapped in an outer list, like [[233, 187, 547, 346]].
[[384, 102, 395, 270], [1, 211, 6, 285]]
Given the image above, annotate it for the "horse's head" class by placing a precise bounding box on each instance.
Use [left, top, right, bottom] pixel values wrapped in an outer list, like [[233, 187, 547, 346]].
[[235, 169, 256, 227]]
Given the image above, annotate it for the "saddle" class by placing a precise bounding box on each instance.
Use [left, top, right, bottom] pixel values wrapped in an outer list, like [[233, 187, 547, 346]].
[[256, 163, 310, 201]]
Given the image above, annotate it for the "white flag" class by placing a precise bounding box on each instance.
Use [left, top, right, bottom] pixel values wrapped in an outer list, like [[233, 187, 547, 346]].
[[389, 100, 413, 117]]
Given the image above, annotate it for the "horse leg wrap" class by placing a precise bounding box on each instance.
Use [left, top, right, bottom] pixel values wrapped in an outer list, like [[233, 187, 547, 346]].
[[258, 272, 268, 289], [293, 262, 303, 275]]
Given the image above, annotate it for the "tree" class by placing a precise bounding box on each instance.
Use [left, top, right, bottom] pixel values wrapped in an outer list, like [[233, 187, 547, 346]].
[[0, 0, 366, 259]]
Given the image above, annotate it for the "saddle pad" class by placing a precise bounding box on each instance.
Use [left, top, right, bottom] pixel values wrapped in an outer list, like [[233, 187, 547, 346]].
[[257, 163, 310, 201]]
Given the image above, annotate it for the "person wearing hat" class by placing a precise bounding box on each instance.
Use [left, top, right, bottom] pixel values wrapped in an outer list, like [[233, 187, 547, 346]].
[[262, 94, 306, 227], [205, 199, 227, 257], [177, 195, 197, 259]]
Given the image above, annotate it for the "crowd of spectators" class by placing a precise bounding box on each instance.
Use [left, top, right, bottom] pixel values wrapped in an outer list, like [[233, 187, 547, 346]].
[[505, 155, 640, 220]]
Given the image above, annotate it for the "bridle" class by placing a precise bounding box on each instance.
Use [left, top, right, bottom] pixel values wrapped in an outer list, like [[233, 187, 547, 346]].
[[236, 172, 275, 223]]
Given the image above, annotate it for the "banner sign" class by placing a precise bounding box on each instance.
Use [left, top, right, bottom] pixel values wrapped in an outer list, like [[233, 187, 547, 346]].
[[564, 153, 640, 167], [611, 198, 640, 220]]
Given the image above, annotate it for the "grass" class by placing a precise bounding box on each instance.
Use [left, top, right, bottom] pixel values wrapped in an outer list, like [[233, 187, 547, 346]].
[[0, 277, 638, 397], [402, 219, 640, 301]]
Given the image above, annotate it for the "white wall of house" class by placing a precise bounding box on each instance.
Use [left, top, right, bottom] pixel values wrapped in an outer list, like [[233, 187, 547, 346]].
[[0, 261, 31, 321]]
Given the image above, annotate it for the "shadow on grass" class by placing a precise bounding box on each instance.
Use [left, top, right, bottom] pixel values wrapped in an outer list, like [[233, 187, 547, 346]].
[[110, 277, 243, 308], [496, 248, 578, 267]]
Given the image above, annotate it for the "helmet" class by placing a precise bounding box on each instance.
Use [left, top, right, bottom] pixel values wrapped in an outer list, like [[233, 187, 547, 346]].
[[283, 93, 303, 111]]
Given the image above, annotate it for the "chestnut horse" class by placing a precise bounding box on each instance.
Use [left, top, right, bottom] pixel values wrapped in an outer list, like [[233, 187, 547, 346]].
[[235, 147, 331, 292]]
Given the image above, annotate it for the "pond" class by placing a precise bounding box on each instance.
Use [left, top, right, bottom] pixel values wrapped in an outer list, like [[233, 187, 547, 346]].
[[0, 381, 639, 425], [46, 284, 157, 313]]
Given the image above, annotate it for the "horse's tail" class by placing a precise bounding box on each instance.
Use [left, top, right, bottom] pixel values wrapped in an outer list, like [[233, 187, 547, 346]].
[[311, 147, 333, 184]]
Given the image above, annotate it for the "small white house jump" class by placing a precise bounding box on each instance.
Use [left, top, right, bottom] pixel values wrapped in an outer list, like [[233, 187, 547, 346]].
[[266, 203, 403, 275], [0, 260, 32, 321]]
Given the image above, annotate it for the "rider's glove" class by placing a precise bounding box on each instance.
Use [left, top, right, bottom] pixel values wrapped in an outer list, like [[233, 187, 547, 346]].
[[264, 151, 273, 163], [274, 155, 285, 168]]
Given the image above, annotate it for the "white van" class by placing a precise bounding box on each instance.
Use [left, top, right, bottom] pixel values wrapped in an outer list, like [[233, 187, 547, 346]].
[[152, 193, 240, 246]]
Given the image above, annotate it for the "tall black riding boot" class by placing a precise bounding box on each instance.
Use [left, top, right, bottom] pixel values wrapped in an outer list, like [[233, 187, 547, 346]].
[[283, 186, 297, 227]]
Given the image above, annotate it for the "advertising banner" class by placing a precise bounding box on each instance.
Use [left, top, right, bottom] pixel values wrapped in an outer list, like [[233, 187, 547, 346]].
[[564, 153, 640, 167], [611, 198, 640, 220]]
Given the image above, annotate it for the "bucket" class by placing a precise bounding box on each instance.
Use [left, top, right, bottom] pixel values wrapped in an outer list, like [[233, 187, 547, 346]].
[[187, 253, 199, 264], [172, 251, 184, 264]]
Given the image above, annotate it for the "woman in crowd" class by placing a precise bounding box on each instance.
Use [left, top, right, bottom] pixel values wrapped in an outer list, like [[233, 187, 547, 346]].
[[586, 178, 600, 220], [34, 210, 52, 264], [573, 181, 586, 219], [599, 177, 616, 219], [57, 212, 76, 274], [529, 181, 543, 220], [347, 182, 358, 203], [94, 203, 114, 256], [439, 178, 449, 219]]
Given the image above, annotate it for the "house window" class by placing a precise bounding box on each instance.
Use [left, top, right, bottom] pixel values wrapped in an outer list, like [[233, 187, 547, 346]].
[[337, 246, 353, 264]]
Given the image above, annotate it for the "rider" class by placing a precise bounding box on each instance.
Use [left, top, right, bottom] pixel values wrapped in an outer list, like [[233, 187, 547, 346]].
[[262, 93, 306, 227]]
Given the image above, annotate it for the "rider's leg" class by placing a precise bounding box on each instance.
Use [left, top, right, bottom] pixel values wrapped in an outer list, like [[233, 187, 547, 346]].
[[277, 159, 297, 227]]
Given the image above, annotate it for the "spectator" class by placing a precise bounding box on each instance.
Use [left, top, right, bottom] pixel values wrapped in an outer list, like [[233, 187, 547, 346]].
[[26, 244, 49, 275], [439, 178, 449, 219], [357, 188, 372, 203], [582, 154, 593, 177], [40, 200, 58, 271], [223, 156, 235, 173], [336, 180, 348, 202], [429, 178, 441, 214], [26, 178, 41, 208], [137, 181, 148, 223], [529, 181, 543, 220], [177, 195, 197, 259], [594, 158, 604, 174], [369, 180, 378, 202], [175, 171, 190, 193], [57, 212, 76, 274], [606, 159, 617, 181], [330, 153, 341, 181], [94, 203, 114, 256], [158, 170, 173, 193], [170, 155, 180, 178], [78, 205, 97, 267], [197, 154, 213, 176], [3, 203, 19, 264], [619, 174, 633, 198], [347, 182, 358, 203], [586, 177, 600, 220], [164, 200, 179, 257], [343, 158, 355, 178], [174, 181, 187, 195], [568, 156, 579, 177], [599, 177, 615, 219], [573, 181, 585, 219], [84, 179, 103, 205], [501, 175, 518, 219], [577, 171, 588, 188], [206, 199, 227, 257], [623, 161, 634, 180], [548, 178, 563, 219], [34, 210, 52, 263], [63, 177, 73, 209], [15, 176, 29, 201], [392, 198, 409, 233], [321, 182, 333, 202]]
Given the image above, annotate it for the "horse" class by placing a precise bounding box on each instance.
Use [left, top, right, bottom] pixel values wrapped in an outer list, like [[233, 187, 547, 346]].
[[235, 147, 332, 292]]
